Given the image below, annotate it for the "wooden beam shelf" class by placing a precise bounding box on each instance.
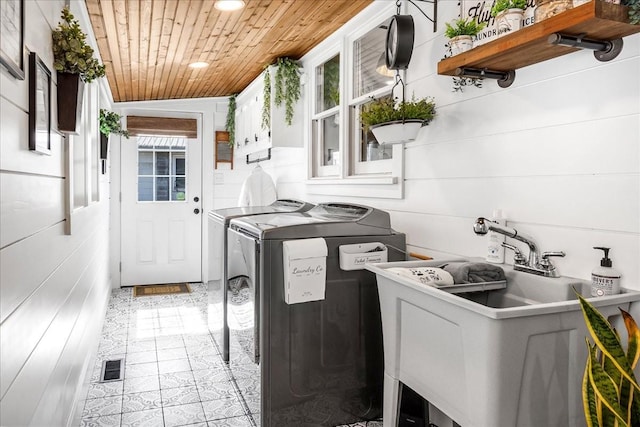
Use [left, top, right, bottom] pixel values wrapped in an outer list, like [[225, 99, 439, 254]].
[[437, 1, 640, 84]]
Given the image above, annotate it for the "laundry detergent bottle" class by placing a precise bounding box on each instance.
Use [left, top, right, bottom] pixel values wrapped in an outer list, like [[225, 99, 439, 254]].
[[591, 247, 621, 297]]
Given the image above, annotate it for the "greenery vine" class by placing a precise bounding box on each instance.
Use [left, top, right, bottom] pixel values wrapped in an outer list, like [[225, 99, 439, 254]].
[[261, 67, 271, 130], [225, 94, 237, 147], [273, 57, 301, 126]]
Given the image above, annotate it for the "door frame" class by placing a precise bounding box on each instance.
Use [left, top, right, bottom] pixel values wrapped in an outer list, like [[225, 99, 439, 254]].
[[109, 108, 206, 288]]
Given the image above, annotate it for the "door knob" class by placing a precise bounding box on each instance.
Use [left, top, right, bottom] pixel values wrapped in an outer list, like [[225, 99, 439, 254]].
[[194, 196, 199, 202], [194, 208, 200, 214]]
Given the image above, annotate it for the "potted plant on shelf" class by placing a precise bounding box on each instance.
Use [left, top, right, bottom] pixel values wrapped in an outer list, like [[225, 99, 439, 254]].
[[491, 0, 527, 37], [577, 292, 640, 426], [99, 109, 129, 160], [52, 6, 105, 134], [444, 18, 486, 55], [360, 96, 436, 145]]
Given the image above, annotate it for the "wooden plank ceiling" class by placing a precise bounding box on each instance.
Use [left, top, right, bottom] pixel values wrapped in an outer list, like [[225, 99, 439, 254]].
[[86, 0, 373, 102]]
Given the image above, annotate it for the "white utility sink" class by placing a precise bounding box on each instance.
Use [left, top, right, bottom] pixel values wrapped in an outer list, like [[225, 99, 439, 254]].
[[366, 259, 640, 427]]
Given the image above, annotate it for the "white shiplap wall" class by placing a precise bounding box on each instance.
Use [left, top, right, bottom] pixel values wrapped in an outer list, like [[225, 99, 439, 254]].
[[0, 1, 112, 426], [240, 1, 640, 290]]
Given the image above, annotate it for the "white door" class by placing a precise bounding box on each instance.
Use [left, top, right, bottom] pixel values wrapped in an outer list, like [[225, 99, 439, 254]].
[[120, 136, 202, 286]]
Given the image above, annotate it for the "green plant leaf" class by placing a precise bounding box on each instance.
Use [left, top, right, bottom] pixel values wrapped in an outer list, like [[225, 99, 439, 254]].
[[588, 344, 629, 426], [578, 294, 640, 393], [621, 309, 640, 370], [583, 342, 600, 427]]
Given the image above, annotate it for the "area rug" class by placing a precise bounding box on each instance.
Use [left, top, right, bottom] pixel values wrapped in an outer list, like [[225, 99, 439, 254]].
[[133, 283, 191, 297]]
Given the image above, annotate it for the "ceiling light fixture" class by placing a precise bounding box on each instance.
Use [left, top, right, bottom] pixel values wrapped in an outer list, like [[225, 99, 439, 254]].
[[189, 62, 209, 69], [214, 0, 246, 12]]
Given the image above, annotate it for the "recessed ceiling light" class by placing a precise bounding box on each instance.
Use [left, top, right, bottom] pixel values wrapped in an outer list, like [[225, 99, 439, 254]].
[[189, 62, 209, 69], [214, 0, 245, 11]]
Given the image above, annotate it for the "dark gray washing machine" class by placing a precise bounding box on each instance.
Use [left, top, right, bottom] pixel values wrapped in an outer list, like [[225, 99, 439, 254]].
[[207, 199, 314, 361], [227, 203, 406, 426]]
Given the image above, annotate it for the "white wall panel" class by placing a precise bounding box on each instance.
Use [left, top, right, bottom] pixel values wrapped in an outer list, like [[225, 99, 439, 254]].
[[0, 224, 100, 398], [0, 173, 66, 248], [0, 238, 108, 425], [405, 115, 640, 178], [0, 0, 111, 425], [0, 98, 65, 176]]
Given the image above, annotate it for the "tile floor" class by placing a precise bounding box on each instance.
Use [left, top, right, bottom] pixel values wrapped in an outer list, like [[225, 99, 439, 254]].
[[79, 284, 383, 427]]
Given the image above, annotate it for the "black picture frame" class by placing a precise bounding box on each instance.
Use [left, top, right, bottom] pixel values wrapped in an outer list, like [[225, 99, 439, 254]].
[[0, 0, 25, 80], [29, 52, 52, 155]]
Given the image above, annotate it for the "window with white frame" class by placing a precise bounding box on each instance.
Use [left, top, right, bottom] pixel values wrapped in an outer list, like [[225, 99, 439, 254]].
[[311, 53, 341, 177], [349, 20, 396, 175], [309, 5, 406, 194]]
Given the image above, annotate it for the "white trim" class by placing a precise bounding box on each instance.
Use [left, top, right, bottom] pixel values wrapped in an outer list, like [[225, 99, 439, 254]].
[[306, 176, 397, 185]]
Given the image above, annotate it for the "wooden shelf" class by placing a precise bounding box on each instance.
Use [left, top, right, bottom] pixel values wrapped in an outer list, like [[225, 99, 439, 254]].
[[438, 2, 640, 77]]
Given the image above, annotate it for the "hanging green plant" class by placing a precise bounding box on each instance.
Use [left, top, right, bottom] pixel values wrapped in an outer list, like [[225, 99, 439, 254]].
[[226, 94, 237, 147], [52, 7, 105, 83], [261, 67, 271, 130], [99, 109, 129, 137], [273, 57, 301, 126]]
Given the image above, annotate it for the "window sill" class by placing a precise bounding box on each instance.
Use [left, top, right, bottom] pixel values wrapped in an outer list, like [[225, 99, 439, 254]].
[[306, 175, 397, 186], [305, 175, 403, 199]]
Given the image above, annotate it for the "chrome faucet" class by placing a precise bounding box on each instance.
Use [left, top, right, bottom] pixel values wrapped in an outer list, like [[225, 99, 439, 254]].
[[473, 217, 565, 277]]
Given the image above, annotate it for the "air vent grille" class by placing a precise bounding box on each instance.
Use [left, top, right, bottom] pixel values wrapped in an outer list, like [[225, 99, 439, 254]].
[[100, 359, 124, 382]]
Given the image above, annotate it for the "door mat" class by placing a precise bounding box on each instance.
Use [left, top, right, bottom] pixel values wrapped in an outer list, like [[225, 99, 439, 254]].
[[133, 283, 191, 297]]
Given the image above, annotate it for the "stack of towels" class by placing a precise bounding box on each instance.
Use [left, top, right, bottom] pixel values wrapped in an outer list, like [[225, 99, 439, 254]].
[[387, 261, 506, 288]]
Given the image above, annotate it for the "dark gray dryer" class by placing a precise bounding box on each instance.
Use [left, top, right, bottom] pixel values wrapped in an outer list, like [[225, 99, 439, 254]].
[[207, 199, 314, 361], [227, 202, 406, 426]]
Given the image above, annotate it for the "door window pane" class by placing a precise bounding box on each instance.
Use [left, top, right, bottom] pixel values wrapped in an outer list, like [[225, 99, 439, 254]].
[[156, 177, 170, 201], [156, 152, 170, 175], [137, 137, 188, 202], [138, 177, 153, 201], [139, 152, 153, 174]]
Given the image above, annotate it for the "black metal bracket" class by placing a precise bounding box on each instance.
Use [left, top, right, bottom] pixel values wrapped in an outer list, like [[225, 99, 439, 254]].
[[246, 148, 271, 165], [548, 33, 624, 62], [407, 0, 438, 32], [455, 67, 516, 88]]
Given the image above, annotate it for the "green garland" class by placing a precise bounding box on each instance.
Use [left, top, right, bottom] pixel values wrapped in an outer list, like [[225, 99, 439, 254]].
[[226, 94, 237, 147], [273, 57, 301, 126], [261, 67, 271, 130]]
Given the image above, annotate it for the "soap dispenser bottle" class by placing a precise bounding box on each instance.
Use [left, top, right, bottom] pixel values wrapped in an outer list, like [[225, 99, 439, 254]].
[[486, 209, 505, 264], [591, 247, 621, 297]]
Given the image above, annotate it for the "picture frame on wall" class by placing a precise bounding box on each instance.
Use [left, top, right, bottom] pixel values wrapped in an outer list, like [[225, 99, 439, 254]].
[[29, 52, 52, 155], [0, 0, 25, 80]]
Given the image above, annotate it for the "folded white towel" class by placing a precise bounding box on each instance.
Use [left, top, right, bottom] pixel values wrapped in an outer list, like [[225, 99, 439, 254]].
[[386, 267, 455, 287]]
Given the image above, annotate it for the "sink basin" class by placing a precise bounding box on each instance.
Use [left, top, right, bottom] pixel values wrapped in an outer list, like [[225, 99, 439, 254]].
[[366, 259, 640, 427], [457, 267, 592, 309]]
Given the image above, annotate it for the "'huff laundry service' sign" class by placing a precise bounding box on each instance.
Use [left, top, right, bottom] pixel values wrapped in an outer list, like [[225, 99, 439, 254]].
[[461, 0, 537, 46]]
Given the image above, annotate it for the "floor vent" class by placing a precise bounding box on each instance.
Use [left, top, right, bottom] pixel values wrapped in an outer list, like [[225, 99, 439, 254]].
[[100, 359, 124, 382]]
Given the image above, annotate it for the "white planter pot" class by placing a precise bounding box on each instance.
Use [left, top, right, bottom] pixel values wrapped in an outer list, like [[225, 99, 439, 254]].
[[370, 120, 424, 145], [495, 9, 524, 37], [449, 35, 473, 56]]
